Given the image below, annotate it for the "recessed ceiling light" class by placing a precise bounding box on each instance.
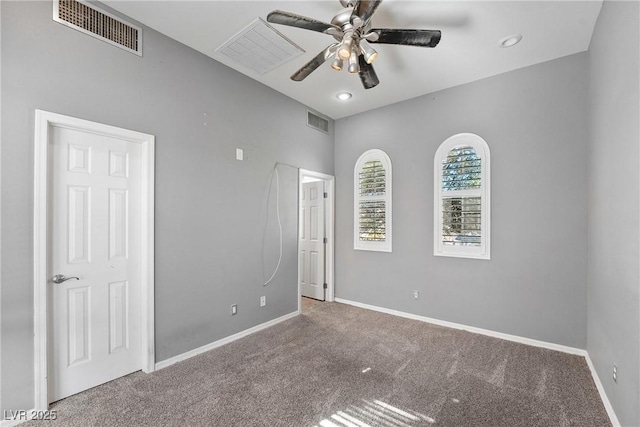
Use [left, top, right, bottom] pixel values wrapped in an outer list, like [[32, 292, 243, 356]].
[[336, 92, 352, 101], [498, 34, 523, 48]]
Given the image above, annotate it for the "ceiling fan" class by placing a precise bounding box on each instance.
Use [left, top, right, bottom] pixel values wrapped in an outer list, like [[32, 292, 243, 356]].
[[266, 0, 442, 90]]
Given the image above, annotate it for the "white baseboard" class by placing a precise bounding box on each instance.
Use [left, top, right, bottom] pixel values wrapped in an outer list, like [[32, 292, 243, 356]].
[[585, 354, 621, 427], [1, 409, 35, 427], [335, 298, 587, 355], [155, 310, 299, 370], [335, 298, 621, 426]]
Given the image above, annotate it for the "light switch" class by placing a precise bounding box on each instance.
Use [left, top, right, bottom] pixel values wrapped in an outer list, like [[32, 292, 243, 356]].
[[236, 148, 244, 161]]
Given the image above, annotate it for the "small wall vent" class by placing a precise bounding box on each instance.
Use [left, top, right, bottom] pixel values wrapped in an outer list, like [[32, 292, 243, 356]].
[[53, 0, 142, 56], [307, 111, 330, 134]]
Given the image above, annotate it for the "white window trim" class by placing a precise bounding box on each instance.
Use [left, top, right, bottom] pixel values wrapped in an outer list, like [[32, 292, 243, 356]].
[[434, 133, 490, 260], [354, 149, 392, 252]]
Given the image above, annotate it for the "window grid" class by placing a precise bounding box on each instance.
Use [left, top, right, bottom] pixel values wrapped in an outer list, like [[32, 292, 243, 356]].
[[360, 160, 386, 196], [359, 200, 386, 242], [442, 147, 481, 191], [355, 150, 392, 252], [442, 196, 481, 246], [441, 145, 482, 248], [434, 134, 490, 259]]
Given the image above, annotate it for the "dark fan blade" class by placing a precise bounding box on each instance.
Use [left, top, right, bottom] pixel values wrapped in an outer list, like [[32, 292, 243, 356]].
[[369, 29, 442, 47], [291, 45, 337, 82], [267, 10, 340, 34], [351, 1, 382, 24], [358, 55, 379, 89]]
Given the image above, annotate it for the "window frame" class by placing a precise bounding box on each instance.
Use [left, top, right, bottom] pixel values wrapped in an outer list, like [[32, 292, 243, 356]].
[[354, 149, 392, 252], [434, 133, 490, 260]]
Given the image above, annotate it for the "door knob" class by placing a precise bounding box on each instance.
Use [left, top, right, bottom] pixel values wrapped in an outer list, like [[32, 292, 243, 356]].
[[51, 274, 80, 284]]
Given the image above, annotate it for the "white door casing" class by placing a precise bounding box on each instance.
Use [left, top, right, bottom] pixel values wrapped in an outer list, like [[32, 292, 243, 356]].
[[300, 180, 326, 301], [34, 110, 155, 409], [298, 169, 334, 310], [50, 126, 142, 401]]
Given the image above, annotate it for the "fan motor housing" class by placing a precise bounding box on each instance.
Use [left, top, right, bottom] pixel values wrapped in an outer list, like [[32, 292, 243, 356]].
[[331, 7, 353, 28], [330, 7, 372, 42]]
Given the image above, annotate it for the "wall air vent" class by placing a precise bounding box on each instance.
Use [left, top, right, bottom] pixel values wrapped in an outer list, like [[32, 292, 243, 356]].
[[307, 111, 330, 134], [216, 18, 304, 75], [53, 0, 142, 56]]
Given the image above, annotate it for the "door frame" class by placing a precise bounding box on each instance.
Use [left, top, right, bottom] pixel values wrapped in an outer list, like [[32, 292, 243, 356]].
[[298, 169, 335, 311], [33, 110, 155, 409]]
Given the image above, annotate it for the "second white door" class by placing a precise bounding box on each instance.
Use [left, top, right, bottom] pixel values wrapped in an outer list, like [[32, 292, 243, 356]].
[[300, 181, 326, 301], [49, 124, 142, 402]]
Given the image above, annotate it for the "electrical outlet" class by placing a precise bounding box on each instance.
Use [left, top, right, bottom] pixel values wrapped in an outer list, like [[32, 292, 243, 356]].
[[260, 296, 266, 307], [230, 304, 238, 316], [613, 364, 618, 383], [413, 290, 420, 300]]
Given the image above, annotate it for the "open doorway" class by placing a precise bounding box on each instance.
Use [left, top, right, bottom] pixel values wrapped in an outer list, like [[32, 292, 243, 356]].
[[298, 169, 334, 313]]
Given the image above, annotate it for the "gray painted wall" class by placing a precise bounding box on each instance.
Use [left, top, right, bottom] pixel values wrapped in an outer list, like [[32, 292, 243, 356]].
[[587, 1, 640, 425], [2, 0, 637, 423], [0, 1, 333, 412], [334, 53, 589, 349]]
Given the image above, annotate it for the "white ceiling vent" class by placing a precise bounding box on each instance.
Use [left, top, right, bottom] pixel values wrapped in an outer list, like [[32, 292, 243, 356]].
[[307, 111, 330, 134], [216, 18, 304, 75], [53, 0, 142, 56]]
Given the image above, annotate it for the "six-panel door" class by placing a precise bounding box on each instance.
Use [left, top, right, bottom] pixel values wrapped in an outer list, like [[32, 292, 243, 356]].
[[300, 181, 326, 301], [50, 125, 142, 402]]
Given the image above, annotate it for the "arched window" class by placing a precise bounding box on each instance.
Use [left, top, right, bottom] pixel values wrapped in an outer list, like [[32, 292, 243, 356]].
[[434, 134, 490, 259], [354, 149, 392, 252]]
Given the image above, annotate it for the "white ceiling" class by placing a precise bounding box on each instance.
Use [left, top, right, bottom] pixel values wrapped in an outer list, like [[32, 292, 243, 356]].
[[104, 1, 603, 120]]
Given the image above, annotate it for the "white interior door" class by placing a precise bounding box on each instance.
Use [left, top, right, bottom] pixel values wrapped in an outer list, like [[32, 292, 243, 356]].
[[49, 125, 142, 402], [300, 181, 326, 301]]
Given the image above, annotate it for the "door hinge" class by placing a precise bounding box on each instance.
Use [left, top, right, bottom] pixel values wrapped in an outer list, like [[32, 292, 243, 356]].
[[323, 237, 328, 244], [324, 192, 328, 198], [323, 283, 328, 289]]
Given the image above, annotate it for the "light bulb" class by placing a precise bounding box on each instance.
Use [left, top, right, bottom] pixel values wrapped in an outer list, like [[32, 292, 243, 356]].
[[360, 40, 378, 64], [348, 50, 360, 74], [331, 57, 343, 71], [338, 32, 354, 60]]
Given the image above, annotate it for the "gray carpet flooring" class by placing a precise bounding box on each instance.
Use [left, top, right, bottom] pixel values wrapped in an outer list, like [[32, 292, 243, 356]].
[[27, 299, 611, 426]]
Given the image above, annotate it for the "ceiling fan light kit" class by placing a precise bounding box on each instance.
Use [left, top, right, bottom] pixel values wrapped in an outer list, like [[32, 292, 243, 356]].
[[360, 39, 378, 64], [266, 0, 442, 90], [339, 30, 355, 59], [331, 57, 344, 71], [348, 50, 360, 74]]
